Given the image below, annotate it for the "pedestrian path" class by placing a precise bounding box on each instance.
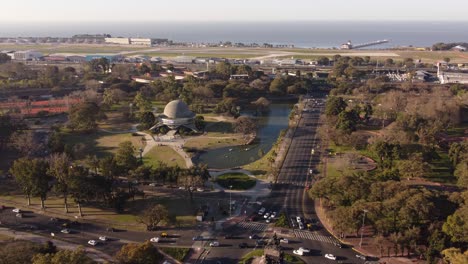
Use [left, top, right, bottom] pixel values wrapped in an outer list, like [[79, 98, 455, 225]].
[[276, 180, 308, 186], [237, 221, 268, 232], [293, 229, 338, 244]]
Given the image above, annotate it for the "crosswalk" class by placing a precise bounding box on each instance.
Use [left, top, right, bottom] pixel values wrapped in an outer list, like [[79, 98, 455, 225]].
[[293, 230, 338, 244], [237, 221, 268, 232]]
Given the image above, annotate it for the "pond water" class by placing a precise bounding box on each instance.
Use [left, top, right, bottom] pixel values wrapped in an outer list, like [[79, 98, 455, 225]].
[[197, 103, 292, 169]]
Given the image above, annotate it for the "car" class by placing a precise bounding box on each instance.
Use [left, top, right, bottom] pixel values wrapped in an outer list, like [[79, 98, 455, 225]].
[[255, 240, 265, 246], [15, 213, 23, 218], [333, 242, 343, 248], [149, 183, 156, 187], [196, 187, 204, 192], [209, 241, 219, 247], [298, 222, 305, 230], [325, 254, 337, 260], [88, 240, 98, 246], [298, 247, 310, 253], [293, 249, 304, 256], [106, 227, 116, 232], [192, 236, 203, 241], [249, 234, 259, 239], [161, 232, 168, 238], [271, 212, 277, 218], [61, 229, 71, 234], [265, 218, 271, 223], [150, 237, 160, 243], [238, 242, 248, 248], [99, 236, 107, 241], [279, 238, 289, 243], [296, 216, 302, 223], [356, 254, 367, 260], [263, 213, 270, 219], [178, 186, 185, 190], [12, 208, 21, 213]]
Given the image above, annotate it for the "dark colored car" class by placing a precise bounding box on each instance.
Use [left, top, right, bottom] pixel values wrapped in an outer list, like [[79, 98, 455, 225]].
[[249, 234, 259, 239], [238, 242, 248, 248]]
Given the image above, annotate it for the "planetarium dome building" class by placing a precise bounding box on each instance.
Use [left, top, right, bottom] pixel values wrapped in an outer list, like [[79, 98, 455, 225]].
[[150, 100, 197, 132]]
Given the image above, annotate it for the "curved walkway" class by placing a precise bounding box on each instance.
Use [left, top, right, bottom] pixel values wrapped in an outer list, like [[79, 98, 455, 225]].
[[209, 169, 271, 200]]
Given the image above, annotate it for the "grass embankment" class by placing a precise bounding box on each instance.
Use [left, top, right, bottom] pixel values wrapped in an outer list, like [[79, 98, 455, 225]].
[[144, 145, 186, 168], [216, 173, 256, 190], [159, 247, 191, 262]]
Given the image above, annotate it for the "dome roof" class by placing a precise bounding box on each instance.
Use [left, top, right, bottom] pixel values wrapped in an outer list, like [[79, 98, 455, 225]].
[[163, 100, 195, 119]]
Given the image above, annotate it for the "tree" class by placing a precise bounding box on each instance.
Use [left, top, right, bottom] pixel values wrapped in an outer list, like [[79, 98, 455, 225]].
[[114, 241, 163, 264], [0, 240, 56, 264], [443, 207, 468, 243], [398, 153, 429, 180], [137, 204, 169, 231], [10, 158, 51, 208], [133, 92, 153, 113], [325, 96, 347, 116], [233, 116, 258, 135], [443, 57, 451, 63], [32, 248, 95, 264], [442, 248, 468, 264], [269, 77, 287, 95], [178, 164, 210, 202], [0, 53, 11, 64], [48, 153, 72, 213], [454, 161, 468, 188], [139, 112, 155, 130], [68, 166, 92, 217], [9, 130, 43, 156], [317, 56, 330, 66], [68, 102, 103, 132], [0, 114, 21, 149], [115, 141, 138, 173]]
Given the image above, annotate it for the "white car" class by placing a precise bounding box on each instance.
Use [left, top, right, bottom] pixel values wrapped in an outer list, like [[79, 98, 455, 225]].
[[61, 229, 71, 234], [98, 236, 107, 241], [263, 213, 270, 219], [279, 238, 289, 243], [271, 212, 277, 218], [209, 241, 219, 247], [296, 216, 302, 223], [293, 249, 304, 256], [298, 222, 305, 230], [298, 247, 310, 253], [150, 237, 160, 243], [196, 188, 204, 192], [149, 183, 156, 187], [88, 240, 98, 246], [12, 208, 21, 213], [325, 254, 337, 260]]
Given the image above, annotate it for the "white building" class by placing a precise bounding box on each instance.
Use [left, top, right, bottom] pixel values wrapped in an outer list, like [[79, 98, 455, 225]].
[[130, 38, 152, 46], [13, 50, 43, 60], [105, 37, 131, 45], [172, 56, 195, 64]]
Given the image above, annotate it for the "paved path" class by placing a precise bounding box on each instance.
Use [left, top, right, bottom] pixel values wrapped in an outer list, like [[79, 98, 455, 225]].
[[0, 227, 113, 262]]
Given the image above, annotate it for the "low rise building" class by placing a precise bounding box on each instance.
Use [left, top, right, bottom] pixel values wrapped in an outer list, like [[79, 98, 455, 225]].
[[13, 50, 43, 60], [105, 37, 131, 45], [130, 38, 152, 46]]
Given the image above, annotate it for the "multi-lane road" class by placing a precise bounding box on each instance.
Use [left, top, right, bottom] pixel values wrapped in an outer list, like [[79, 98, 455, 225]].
[[201, 93, 372, 264]]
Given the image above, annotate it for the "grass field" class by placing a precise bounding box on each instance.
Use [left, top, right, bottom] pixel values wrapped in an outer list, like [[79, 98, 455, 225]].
[[63, 131, 145, 159], [184, 136, 242, 150], [143, 145, 186, 168], [216, 173, 256, 190]]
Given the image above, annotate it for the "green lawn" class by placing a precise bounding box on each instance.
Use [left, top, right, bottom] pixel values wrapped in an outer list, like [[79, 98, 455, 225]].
[[239, 250, 264, 264], [62, 131, 145, 159], [184, 136, 241, 150], [143, 145, 186, 168], [216, 173, 256, 190]]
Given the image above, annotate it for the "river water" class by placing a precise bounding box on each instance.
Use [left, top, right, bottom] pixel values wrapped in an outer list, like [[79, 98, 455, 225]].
[[197, 103, 292, 169]]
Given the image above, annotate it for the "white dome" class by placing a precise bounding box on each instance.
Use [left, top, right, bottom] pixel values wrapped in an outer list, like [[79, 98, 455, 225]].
[[163, 100, 195, 119]]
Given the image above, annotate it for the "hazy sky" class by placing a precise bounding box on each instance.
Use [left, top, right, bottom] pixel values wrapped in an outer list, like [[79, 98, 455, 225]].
[[1, 0, 467, 22]]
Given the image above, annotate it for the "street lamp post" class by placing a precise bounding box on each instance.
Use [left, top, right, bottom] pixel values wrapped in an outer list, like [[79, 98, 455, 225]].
[[139, 147, 143, 164], [359, 209, 368, 248], [229, 185, 233, 217]]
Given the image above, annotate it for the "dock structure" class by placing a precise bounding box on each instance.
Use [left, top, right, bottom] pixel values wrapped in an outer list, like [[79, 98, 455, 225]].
[[340, 39, 389, 49]]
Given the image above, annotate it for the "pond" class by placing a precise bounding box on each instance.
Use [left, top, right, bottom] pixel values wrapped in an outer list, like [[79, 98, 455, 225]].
[[197, 103, 292, 169]]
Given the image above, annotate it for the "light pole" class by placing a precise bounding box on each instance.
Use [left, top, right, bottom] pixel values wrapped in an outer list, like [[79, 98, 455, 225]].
[[359, 209, 368, 248], [229, 185, 233, 217]]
